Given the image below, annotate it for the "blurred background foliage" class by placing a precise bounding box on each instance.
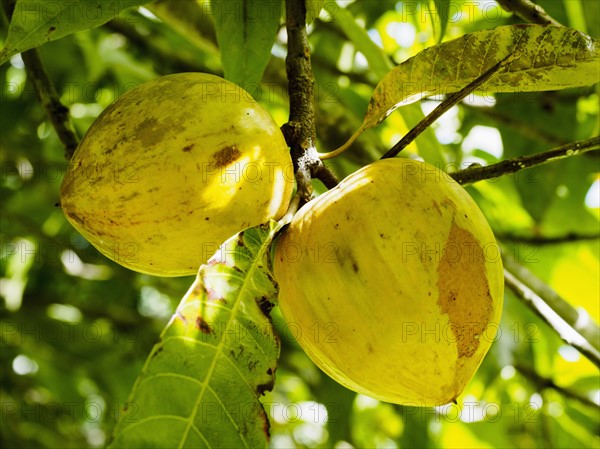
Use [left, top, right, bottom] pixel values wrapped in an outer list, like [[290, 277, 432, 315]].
[[1, 0, 599, 447]]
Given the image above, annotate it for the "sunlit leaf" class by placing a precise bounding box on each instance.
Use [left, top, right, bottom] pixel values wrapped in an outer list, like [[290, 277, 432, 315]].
[[0, 0, 154, 66], [210, 0, 282, 87], [364, 25, 599, 129], [323, 2, 392, 78], [109, 223, 281, 448]]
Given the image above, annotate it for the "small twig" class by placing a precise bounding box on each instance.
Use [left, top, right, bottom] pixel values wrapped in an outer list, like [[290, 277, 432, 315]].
[[498, 232, 600, 245], [503, 265, 600, 368], [515, 363, 598, 408], [451, 137, 600, 184], [283, 0, 338, 203], [381, 52, 518, 159], [496, 0, 562, 26], [1, 0, 79, 160]]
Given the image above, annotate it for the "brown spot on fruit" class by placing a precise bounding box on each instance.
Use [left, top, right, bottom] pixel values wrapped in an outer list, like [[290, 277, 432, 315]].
[[437, 222, 492, 359], [182, 144, 194, 152], [134, 117, 166, 147], [213, 144, 241, 168]]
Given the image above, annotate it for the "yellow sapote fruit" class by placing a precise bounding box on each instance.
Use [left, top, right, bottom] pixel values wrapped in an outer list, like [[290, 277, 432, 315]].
[[61, 73, 293, 276], [274, 158, 504, 406]]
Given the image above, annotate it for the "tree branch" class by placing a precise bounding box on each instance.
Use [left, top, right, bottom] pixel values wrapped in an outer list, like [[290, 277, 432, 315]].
[[515, 363, 598, 408], [451, 137, 600, 185], [283, 0, 338, 203], [381, 53, 518, 159], [20, 52, 80, 159], [503, 254, 600, 353], [503, 256, 600, 368], [496, 0, 562, 26], [497, 232, 600, 245], [1, 0, 79, 160]]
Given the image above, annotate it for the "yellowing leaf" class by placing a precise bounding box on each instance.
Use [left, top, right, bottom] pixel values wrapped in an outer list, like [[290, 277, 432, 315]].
[[365, 24, 599, 128]]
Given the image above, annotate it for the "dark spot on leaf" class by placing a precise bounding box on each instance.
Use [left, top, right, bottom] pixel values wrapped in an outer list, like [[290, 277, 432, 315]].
[[248, 358, 258, 371], [257, 378, 275, 395], [182, 144, 194, 152], [230, 346, 245, 360], [195, 316, 213, 334], [267, 368, 273, 375], [152, 346, 164, 358], [237, 232, 245, 246], [212, 144, 241, 168], [259, 409, 271, 440], [352, 262, 359, 273], [258, 296, 274, 315]]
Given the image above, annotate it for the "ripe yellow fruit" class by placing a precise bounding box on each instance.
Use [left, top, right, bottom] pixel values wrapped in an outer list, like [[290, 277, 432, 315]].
[[274, 158, 504, 406], [61, 73, 294, 276]]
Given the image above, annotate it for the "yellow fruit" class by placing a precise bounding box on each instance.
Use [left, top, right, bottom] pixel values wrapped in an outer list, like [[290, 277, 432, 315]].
[[61, 73, 293, 276], [274, 158, 504, 406]]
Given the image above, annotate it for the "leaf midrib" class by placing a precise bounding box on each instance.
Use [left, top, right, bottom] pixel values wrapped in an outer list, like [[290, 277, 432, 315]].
[[177, 229, 275, 449]]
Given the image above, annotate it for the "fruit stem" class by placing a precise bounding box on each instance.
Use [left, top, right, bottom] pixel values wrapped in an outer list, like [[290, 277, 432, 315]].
[[318, 125, 365, 160], [277, 194, 301, 230]]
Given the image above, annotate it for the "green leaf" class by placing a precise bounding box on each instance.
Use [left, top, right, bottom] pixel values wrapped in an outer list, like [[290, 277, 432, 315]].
[[0, 0, 154, 66], [210, 0, 282, 87], [109, 222, 281, 448], [364, 24, 600, 129], [432, 0, 450, 43], [306, 0, 325, 24], [563, 0, 587, 35], [323, 2, 392, 79], [580, 0, 600, 38]]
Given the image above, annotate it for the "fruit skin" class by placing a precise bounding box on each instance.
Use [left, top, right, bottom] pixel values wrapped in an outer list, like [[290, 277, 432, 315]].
[[61, 73, 293, 276], [274, 158, 504, 406]]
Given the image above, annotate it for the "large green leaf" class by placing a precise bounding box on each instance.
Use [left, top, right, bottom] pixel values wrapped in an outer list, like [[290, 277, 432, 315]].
[[365, 24, 599, 128], [209, 0, 282, 87], [109, 222, 281, 448], [0, 0, 154, 66]]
